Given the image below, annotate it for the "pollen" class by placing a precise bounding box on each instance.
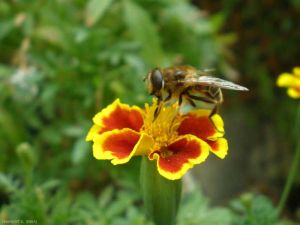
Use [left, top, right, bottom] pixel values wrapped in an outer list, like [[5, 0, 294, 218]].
[[141, 100, 182, 152]]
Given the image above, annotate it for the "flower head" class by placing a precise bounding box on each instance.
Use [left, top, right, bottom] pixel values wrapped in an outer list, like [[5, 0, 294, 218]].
[[86, 99, 228, 180], [277, 67, 300, 98]]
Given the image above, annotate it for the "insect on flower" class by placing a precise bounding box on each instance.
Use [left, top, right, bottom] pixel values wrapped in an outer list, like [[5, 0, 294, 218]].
[[144, 66, 248, 117], [86, 99, 228, 180]]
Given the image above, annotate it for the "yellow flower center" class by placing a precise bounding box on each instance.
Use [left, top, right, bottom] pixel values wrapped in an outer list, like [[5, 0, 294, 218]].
[[141, 100, 182, 153]]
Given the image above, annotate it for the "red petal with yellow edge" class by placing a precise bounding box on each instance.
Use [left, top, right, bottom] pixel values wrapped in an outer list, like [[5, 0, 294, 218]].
[[93, 128, 140, 165], [150, 135, 209, 180], [93, 99, 144, 134], [177, 110, 224, 140], [207, 138, 228, 159]]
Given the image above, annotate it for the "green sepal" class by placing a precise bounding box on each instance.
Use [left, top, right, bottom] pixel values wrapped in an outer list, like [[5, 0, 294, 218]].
[[140, 156, 182, 225]]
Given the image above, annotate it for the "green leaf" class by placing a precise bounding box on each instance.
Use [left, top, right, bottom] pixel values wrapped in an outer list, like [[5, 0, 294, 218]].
[[85, 0, 114, 26], [0, 109, 24, 145], [33, 26, 65, 48], [98, 186, 114, 208], [123, 0, 164, 68], [0, 173, 17, 194], [0, 20, 14, 40], [71, 138, 90, 164]]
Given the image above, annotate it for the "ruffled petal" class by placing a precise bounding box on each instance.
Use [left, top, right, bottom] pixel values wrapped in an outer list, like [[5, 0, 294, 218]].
[[149, 135, 209, 180], [134, 133, 155, 156], [177, 110, 224, 140], [93, 128, 141, 165], [93, 99, 144, 134], [207, 138, 228, 159], [86, 124, 101, 141]]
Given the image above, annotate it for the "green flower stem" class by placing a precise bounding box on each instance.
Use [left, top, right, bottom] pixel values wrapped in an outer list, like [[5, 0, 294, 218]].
[[140, 156, 182, 225], [277, 104, 300, 215]]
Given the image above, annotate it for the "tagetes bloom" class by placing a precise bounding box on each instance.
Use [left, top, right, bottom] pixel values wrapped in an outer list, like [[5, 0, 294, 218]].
[[86, 99, 228, 180], [277, 67, 300, 98]]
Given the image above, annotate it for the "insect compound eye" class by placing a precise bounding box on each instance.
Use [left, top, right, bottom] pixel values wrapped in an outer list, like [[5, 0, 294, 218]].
[[150, 69, 163, 94]]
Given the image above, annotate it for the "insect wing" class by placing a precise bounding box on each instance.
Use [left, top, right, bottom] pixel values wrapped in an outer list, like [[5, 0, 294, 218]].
[[186, 76, 249, 91]]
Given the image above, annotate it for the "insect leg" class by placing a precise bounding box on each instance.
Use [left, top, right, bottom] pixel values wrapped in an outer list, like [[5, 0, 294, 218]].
[[205, 87, 223, 104], [186, 93, 217, 104], [204, 88, 223, 117], [179, 92, 184, 105], [209, 104, 218, 117], [153, 96, 162, 120], [187, 92, 223, 133], [164, 89, 172, 101], [186, 98, 196, 107], [178, 87, 192, 105], [187, 93, 218, 114]]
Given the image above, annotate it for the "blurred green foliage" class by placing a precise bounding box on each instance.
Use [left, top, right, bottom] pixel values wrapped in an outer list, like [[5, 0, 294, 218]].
[[0, 0, 298, 224]]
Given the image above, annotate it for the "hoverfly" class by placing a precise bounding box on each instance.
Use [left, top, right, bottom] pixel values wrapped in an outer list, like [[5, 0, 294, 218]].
[[144, 66, 248, 118]]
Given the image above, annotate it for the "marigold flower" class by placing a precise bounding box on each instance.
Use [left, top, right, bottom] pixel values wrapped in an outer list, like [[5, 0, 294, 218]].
[[277, 67, 300, 98], [86, 99, 228, 180]]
